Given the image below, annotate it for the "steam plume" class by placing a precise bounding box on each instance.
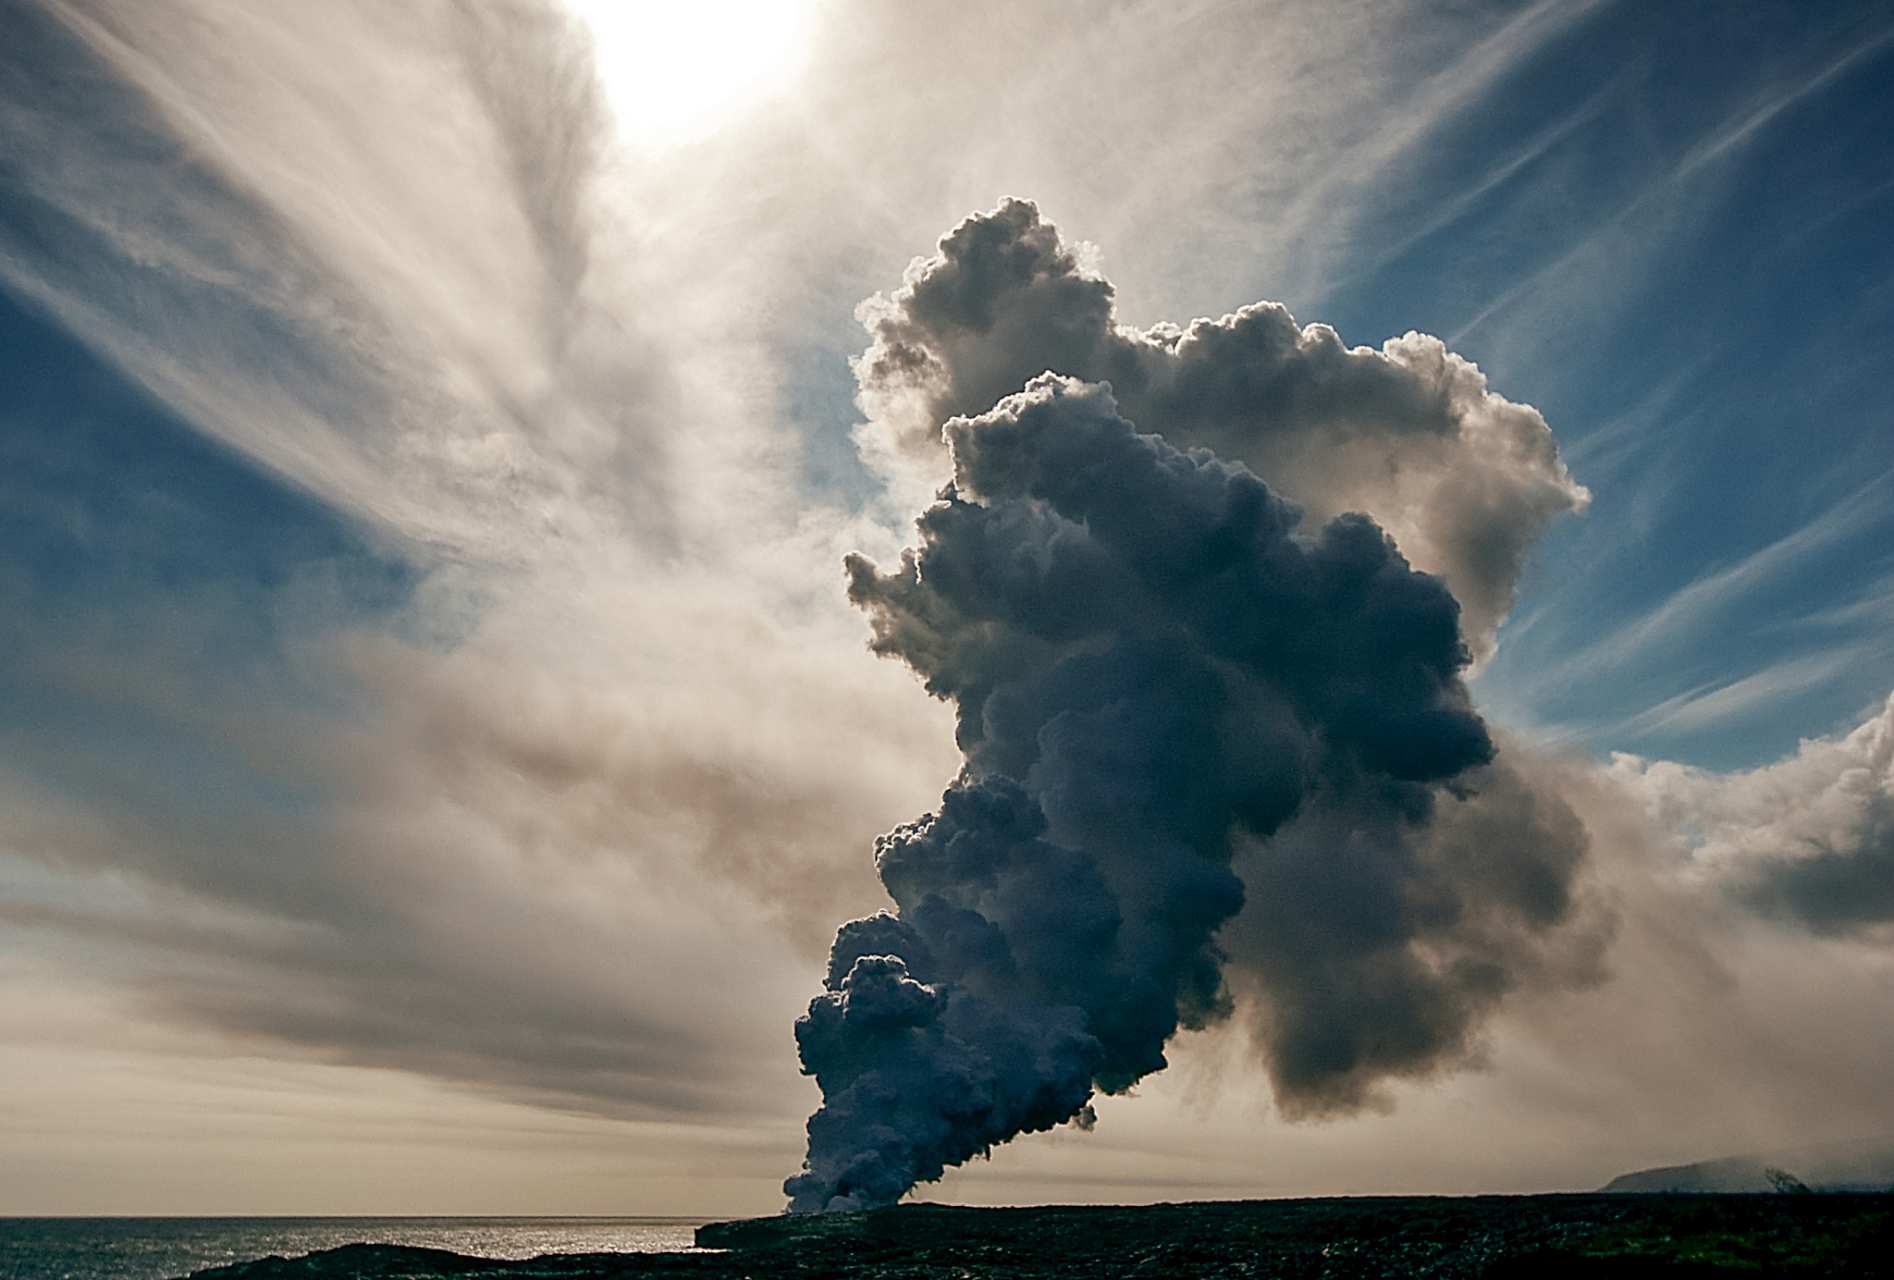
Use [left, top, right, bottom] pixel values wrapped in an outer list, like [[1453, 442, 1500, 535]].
[[855, 199, 1588, 656], [784, 364, 1577, 1210]]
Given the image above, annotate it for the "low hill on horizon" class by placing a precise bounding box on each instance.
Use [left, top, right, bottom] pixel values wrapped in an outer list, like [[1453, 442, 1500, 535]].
[[1599, 1138, 1894, 1194]]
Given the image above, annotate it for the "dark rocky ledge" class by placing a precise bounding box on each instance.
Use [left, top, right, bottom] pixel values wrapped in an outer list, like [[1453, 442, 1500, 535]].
[[180, 1193, 1892, 1279]]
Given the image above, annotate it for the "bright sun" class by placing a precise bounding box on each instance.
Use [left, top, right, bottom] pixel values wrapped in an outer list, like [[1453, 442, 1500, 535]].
[[564, 0, 819, 148]]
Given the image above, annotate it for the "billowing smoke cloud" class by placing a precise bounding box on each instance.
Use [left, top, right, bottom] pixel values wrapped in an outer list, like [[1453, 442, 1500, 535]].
[[786, 363, 1602, 1210], [854, 199, 1589, 655], [1220, 744, 1606, 1116]]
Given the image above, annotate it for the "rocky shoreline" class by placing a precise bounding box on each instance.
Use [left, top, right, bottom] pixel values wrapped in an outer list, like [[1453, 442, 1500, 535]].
[[182, 1194, 1891, 1279]]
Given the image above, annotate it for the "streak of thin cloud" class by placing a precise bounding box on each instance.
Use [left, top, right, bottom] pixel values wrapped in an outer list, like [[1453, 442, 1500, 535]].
[[1613, 650, 1868, 741], [1674, 17, 1894, 179], [1264, 0, 1620, 303], [1538, 469, 1894, 690], [1449, 21, 1894, 350]]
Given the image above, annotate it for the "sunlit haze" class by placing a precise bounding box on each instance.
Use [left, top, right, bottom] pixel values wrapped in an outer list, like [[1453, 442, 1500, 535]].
[[566, 0, 818, 146]]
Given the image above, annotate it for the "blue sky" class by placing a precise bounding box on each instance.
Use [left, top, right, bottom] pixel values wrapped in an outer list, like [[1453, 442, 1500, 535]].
[[1367, 0, 1894, 768], [2, 0, 1892, 1216]]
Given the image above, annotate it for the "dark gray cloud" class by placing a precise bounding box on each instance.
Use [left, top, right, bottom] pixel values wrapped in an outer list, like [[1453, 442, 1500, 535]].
[[1223, 751, 1608, 1116], [855, 199, 1588, 650], [0, 887, 727, 1117], [1733, 789, 1894, 937], [1613, 693, 1894, 942], [787, 372, 1599, 1211]]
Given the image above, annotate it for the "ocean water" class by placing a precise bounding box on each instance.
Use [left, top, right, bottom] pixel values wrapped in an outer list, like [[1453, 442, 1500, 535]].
[[0, 1217, 711, 1280]]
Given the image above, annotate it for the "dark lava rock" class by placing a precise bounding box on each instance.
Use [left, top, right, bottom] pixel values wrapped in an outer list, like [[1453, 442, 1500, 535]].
[[178, 1193, 1893, 1280]]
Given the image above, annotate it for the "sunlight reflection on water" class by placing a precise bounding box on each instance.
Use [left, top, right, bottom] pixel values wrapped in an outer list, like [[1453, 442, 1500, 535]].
[[0, 1216, 711, 1280]]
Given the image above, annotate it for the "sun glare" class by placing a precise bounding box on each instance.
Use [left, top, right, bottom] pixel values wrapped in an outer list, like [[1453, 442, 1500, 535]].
[[565, 0, 818, 148]]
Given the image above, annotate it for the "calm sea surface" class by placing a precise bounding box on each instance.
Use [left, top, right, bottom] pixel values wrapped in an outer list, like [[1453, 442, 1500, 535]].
[[0, 1217, 712, 1280]]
